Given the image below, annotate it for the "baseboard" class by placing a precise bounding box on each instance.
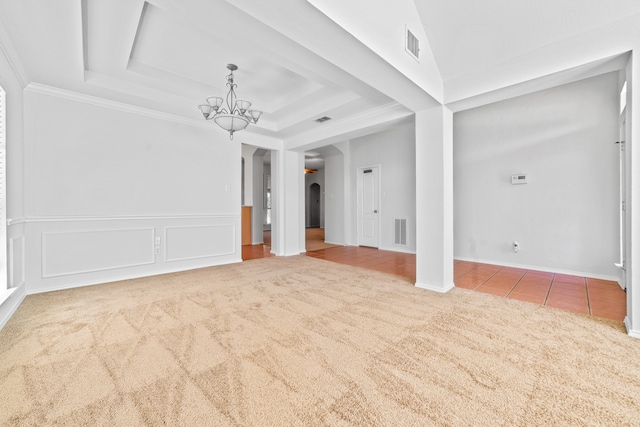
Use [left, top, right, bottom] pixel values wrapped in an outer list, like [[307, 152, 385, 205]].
[[379, 245, 416, 254], [454, 256, 620, 282], [618, 278, 626, 291], [415, 281, 455, 293], [27, 256, 242, 295], [624, 317, 640, 339], [0, 284, 26, 331], [339, 244, 415, 255], [282, 251, 304, 257]]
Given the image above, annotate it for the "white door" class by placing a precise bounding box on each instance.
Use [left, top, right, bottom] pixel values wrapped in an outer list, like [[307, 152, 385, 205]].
[[357, 166, 380, 248]]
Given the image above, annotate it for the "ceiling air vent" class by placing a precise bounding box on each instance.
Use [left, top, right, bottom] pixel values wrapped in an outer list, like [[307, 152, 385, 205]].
[[405, 27, 420, 61], [314, 116, 332, 123]]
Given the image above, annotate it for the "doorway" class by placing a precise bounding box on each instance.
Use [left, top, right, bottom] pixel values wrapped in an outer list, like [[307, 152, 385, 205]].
[[308, 183, 321, 228]]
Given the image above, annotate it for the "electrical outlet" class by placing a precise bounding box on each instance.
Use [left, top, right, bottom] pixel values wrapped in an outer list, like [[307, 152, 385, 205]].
[[155, 236, 161, 245], [155, 247, 161, 255]]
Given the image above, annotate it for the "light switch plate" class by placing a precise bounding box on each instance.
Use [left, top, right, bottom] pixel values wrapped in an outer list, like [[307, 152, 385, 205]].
[[511, 174, 527, 184]]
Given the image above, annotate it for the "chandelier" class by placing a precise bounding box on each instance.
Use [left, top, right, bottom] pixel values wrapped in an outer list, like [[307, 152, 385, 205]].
[[198, 64, 262, 140]]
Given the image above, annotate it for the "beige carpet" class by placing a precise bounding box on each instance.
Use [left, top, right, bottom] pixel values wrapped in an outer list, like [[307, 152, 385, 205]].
[[1, 256, 639, 426]]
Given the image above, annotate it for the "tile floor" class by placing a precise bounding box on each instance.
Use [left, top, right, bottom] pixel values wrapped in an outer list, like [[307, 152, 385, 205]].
[[243, 231, 627, 323], [304, 246, 417, 281], [454, 260, 626, 322], [241, 243, 275, 260]]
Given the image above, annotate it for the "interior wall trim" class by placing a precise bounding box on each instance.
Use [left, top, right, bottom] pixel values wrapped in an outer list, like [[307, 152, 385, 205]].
[[415, 281, 455, 293], [164, 224, 236, 262], [379, 244, 416, 255], [41, 227, 156, 278], [23, 83, 283, 147], [25, 82, 215, 130], [625, 318, 640, 339], [8, 214, 240, 225], [8, 236, 25, 287], [0, 284, 26, 331], [454, 256, 621, 283]]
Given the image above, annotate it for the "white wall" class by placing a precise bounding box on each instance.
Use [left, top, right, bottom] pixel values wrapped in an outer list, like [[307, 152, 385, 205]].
[[349, 121, 416, 253], [22, 88, 242, 293], [453, 72, 620, 279], [305, 168, 324, 228], [0, 45, 27, 328]]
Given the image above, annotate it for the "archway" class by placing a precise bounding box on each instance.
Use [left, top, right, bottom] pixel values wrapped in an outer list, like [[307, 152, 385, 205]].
[[308, 183, 321, 228]]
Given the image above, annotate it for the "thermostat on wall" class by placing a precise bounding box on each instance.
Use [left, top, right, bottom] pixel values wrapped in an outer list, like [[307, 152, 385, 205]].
[[511, 174, 528, 184]]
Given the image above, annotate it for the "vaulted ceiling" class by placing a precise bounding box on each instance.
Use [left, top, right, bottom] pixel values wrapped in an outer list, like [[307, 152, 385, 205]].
[[1, 0, 639, 148]]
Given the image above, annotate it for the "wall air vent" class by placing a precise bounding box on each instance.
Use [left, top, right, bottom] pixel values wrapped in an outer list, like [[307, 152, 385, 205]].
[[394, 218, 407, 246], [405, 27, 420, 61], [314, 116, 332, 123]]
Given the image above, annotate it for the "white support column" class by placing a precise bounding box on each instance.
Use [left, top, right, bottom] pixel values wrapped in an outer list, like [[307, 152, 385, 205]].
[[271, 149, 283, 256], [272, 149, 305, 256], [625, 52, 640, 338], [336, 140, 355, 246], [251, 149, 265, 245], [415, 106, 455, 293], [296, 151, 306, 253]]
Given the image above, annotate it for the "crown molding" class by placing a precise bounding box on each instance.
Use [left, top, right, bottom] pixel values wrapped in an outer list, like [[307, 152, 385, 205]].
[[25, 82, 219, 130], [24, 82, 283, 148], [445, 51, 631, 113], [284, 102, 413, 150]]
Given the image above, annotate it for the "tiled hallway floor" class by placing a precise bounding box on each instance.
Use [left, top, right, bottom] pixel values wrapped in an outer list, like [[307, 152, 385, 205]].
[[454, 260, 626, 322], [307, 248, 626, 322], [243, 234, 626, 323]]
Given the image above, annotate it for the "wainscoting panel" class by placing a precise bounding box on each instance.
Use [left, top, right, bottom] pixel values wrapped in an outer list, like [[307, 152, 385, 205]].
[[42, 228, 155, 278], [165, 224, 235, 262], [24, 215, 241, 294], [9, 235, 25, 287]]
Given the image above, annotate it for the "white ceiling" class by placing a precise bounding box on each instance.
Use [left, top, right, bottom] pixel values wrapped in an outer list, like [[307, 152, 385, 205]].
[[0, 0, 638, 148], [0, 0, 403, 145], [417, 0, 640, 82]]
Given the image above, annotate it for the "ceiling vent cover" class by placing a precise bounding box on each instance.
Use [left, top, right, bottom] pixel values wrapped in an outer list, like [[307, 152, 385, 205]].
[[406, 27, 420, 60], [314, 116, 332, 123]]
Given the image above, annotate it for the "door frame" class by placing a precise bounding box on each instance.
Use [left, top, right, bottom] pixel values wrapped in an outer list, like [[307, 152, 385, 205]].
[[356, 164, 381, 248], [618, 108, 627, 289]]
